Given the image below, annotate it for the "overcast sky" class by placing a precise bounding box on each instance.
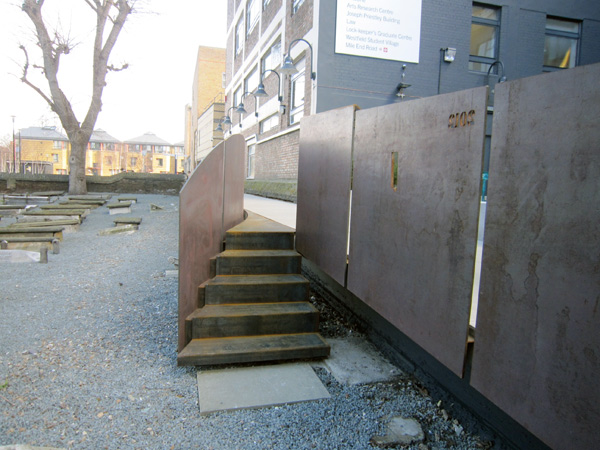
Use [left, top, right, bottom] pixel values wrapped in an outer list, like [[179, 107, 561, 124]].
[[0, 0, 226, 144]]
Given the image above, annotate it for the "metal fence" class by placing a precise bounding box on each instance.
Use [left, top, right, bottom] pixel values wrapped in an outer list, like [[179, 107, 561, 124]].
[[296, 64, 600, 450]]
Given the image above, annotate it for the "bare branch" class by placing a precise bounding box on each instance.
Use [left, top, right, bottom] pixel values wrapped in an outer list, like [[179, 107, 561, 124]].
[[83, 0, 100, 12], [107, 63, 129, 72], [19, 45, 55, 110]]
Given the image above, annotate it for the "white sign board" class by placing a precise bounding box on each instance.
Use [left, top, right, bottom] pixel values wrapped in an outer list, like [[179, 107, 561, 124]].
[[335, 0, 422, 63]]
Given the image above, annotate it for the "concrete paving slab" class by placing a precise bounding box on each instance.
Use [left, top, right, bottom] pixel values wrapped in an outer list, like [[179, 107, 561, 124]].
[[197, 362, 330, 414], [317, 336, 402, 385], [0, 249, 41, 263], [243, 194, 297, 229]]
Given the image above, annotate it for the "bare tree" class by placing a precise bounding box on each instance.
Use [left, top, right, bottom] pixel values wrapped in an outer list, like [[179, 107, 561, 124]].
[[20, 0, 135, 194]]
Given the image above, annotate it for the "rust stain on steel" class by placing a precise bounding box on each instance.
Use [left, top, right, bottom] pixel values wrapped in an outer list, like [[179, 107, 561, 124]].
[[296, 105, 358, 287], [178, 135, 245, 351], [347, 86, 488, 377], [471, 64, 600, 450]]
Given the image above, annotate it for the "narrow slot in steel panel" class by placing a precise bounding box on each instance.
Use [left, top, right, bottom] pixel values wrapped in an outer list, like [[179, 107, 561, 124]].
[[347, 87, 487, 376], [471, 64, 600, 450], [296, 105, 357, 286]]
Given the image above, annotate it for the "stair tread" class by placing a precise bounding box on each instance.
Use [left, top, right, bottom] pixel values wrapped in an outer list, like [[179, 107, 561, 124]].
[[218, 249, 300, 257], [188, 302, 317, 319], [207, 274, 307, 285], [227, 214, 295, 234], [178, 333, 330, 366]]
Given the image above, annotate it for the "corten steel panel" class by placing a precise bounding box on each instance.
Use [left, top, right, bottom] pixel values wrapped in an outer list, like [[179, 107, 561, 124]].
[[296, 105, 357, 286], [470, 64, 600, 450], [347, 87, 488, 376], [223, 135, 246, 232], [177, 135, 246, 352], [178, 146, 224, 351]]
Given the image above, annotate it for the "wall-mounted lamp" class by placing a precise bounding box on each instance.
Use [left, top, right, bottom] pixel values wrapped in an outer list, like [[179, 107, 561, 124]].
[[255, 69, 283, 102], [215, 121, 223, 132], [487, 60, 507, 82], [443, 47, 456, 63], [222, 106, 236, 126], [279, 38, 316, 80]]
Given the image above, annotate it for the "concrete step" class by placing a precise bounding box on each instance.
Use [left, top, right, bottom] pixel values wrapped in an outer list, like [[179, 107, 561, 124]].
[[225, 231, 295, 250], [177, 333, 330, 366], [9, 219, 80, 232], [186, 302, 320, 339], [201, 274, 309, 305], [215, 249, 301, 275], [0, 226, 64, 241]]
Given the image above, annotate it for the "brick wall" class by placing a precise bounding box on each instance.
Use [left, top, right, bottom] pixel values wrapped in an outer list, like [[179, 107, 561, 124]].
[[262, 0, 282, 30], [255, 129, 299, 180]]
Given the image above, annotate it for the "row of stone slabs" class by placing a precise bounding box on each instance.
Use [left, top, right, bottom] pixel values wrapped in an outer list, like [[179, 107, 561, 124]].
[[0, 194, 141, 262]]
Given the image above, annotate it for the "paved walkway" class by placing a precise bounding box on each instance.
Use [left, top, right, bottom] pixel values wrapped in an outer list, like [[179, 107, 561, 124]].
[[243, 194, 297, 229]]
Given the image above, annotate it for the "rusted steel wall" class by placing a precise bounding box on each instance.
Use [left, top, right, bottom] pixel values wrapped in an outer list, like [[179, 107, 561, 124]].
[[471, 64, 600, 450], [296, 105, 357, 286], [178, 135, 245, 351], [347, 87, 487, 377]]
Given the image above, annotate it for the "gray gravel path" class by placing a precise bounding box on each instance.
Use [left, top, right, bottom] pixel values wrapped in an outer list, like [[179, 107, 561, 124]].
[[1, 194, 503, 450]]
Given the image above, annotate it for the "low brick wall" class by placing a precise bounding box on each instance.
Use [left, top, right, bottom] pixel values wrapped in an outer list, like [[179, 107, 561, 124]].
[[244, 179, 297, 203], [0, 172, 186, 195]]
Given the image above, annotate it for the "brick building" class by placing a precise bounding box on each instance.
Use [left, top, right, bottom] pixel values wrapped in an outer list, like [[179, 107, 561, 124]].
[[18, 126, 70, 174], [225, 0, 600, 184], [86, 129, 123, 176], [184, 46, 227, 172]]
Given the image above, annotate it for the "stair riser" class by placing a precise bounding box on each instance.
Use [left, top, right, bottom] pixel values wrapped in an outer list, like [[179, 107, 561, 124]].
[[178, 345, 330, 366], [225, 233, 295, 250], [204, 282, 309, 304], [216, 255, 301, 275], [190, 312, 319, 338]]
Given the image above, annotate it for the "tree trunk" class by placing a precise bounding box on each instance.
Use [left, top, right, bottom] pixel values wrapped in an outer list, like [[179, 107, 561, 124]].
[[68, 137, 88, 195]]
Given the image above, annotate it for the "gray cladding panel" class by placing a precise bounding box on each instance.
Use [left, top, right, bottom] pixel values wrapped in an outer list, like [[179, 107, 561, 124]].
[[296, 105, 357, 286], [471, 64, 600, 450], [347, 87, 488, 376]]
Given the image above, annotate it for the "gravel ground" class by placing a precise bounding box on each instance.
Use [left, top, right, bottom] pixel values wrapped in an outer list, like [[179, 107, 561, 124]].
[[1, 193, 505, 450]]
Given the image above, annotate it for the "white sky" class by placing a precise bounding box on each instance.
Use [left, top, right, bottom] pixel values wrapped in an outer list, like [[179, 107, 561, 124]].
[[0, 0, 227, 144]]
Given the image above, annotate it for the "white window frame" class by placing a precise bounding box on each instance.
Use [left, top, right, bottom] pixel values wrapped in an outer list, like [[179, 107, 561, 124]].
[[235, 16, 244, 56], [247, 0, 260, 35], [293, 0, 305, 14], [247, 144, 256, 179], [233, 86, 242, 110], [261, 38, 281, 73], [290, 58, 306, 125], [244, 65, 260, 94], [259, 113, 279, 134]]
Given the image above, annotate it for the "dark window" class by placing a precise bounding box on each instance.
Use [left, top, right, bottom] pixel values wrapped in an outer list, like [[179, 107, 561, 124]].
[[544, 17, 579, 71], [469, 4, 500, 73]]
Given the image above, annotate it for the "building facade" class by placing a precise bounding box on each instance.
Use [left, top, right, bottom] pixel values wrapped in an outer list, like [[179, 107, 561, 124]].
[[86, 129, 122, 176], [6, 127, 184, 175], [123, 132, 183, 174], [184, 46, 227, 172], [18, 126, 70, 174], [225, 0, 600, 182]]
